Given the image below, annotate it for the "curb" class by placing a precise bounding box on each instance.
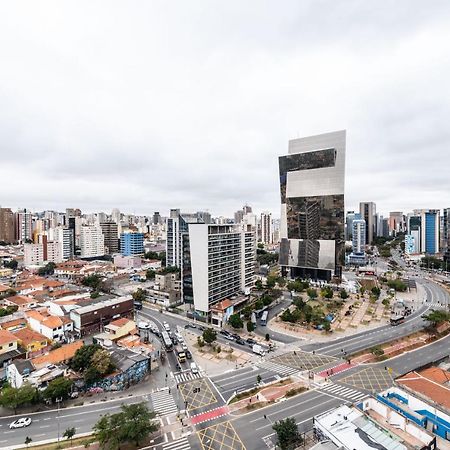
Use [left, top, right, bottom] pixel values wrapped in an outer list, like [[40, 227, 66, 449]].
[[3, 432, 93, 450]]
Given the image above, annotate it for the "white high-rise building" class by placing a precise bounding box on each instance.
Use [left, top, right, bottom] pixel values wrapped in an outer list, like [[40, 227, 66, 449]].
[[185, 224, 255, 315], [260, 212, 273, 245], [80, 225, 105, 258], [24, 243, 44, 266], [54, 227, 74, 260], [352, 218, 366, 254], [16, 209, 32, 243]]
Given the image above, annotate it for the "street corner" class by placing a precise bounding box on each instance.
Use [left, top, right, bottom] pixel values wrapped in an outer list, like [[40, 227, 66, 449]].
[[179, 377, 220, 413], [197, 421, 246, 450], [340, 366, 397, 392]]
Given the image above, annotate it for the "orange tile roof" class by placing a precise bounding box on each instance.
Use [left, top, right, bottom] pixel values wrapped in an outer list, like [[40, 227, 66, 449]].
[[41, 316, 63, 329], [0, 318, 28, 330], [0, 329, 19, 345], [26, 310, 45, 322], [12, 328, 48, 346], [6, 295, 34, 306], [32, 341, 83, 367], [109, 318, 132, 328], [396, 368, 450, 411], [211, 299, 233, 311], [0, 284, 10, 292]]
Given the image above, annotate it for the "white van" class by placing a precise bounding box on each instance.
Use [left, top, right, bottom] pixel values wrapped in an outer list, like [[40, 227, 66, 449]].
[[190, 362, 199, 374]]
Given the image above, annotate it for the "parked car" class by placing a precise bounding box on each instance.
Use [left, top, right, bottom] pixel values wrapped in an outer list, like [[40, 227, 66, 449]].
[[219, 329, 230, 336], [9, 417, 32, 429], [171, 336, 178, 345], [235, 338, 246, 345], [224, 334, 235, 341], [138, 321, 150, 330], [246, 338, 257, 345], [185, 350, 192, 359], [190, 362, 199, 374]]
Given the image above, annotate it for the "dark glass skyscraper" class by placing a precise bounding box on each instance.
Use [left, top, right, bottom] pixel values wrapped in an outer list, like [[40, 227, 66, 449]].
[[278, 130, 346, 281]]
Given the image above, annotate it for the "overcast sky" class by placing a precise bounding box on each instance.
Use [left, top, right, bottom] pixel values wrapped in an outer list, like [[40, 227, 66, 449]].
[[1, 1, 450, 218]]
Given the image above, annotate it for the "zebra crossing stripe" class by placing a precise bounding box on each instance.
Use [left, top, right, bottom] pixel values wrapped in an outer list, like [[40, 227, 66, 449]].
[[161, 437, 190, 450], [320, 383, 367, 401], [258, 361, 299, 376], [150, 391, 178, 416]]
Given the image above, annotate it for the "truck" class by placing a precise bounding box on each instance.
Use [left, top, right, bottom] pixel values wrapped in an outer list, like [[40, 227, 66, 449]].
[[175, 345, 186, 364], [252, 344, 265, 356]]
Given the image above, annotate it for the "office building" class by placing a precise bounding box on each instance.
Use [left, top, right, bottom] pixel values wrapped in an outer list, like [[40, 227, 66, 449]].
[[443, 208, 450, 250], [234, 209, 244, 224], [389, 211, 404, 235], [152, 211, 161, 225], [260, 212, 273, 245], [54, 227, 74, 260], [183, 224, 255, 315], [421, 210, 440, 255], [345, 210, 356, 240], [80, 225, 105, 258], [15, 209, 32, 243], [404, 234, 416, 255], [0, 208, 15, 243], [359, 202, 376, 245], [100, 222, 119, 254], [407, 215, 422, 254], [348, 216, 366, 265], [166, 209, 205, 268], [279, 130, 346, 281], [120, 232, 144, 256]]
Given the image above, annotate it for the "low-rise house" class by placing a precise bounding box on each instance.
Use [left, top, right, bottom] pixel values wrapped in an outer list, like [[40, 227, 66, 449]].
[[13, 328, 49, 356], [4, 295, 39, 310], [6, 359, 35, 388], [90, 346, 150, 391], [26, 310, 73, 342], [32, 340, 83, 369], [114, 255, 142, 269], [70, 295, 134, 336], [146, 272, 181, 308], [0, 317, 28, 332], [210, 299, 234, 328], [0, 329, 19, 356], [94, 318, 136, 346]]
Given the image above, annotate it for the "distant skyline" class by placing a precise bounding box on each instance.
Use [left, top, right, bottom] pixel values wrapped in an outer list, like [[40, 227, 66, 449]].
[[1, 1, 450, 217]]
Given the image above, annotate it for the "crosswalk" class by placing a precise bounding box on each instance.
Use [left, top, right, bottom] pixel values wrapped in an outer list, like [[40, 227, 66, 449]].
[[161, 437, 190, 450], [150, 389, 178, 416], [174, 370, 202, 384], [256, 360, 299, 377], [319, 382, 367, 402]]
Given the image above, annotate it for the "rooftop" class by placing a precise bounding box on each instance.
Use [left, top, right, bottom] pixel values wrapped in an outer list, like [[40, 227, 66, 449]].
[[13, 328, 48, 346], [71, 295, 131, 315], [32, 341, 83, 368], [396, 367, 450, 411], [0, 329, 19, 345]]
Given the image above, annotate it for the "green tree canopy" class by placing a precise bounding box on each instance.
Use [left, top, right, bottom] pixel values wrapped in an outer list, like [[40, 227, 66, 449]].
[[93, 402, 159, 449], [81, 274, 102, 290], [146, 269, 156, 280], [306, 288, 318, 300], [132, 288, 147, 303], [38, 262, 56, 276], [202, 328, 217, 344], [339, 289, 349, 300], [63, 427, 76, 444], [246, 321, 255, 333], [272, 417, 302, 450], [228, 314, 244, 329], [266, 275, 277, 289], [90, 348, 114, 375], [3, 259, 18, 270], [43, 377, 73, 401], [70, 344, 102, 372], [0, 384, 38, 413], [422, 309, 450, 327]]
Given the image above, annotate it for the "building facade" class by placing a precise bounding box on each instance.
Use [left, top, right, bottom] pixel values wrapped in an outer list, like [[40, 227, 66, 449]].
[[15, 209, 32, 243], [80, 225, 105, 258], [421, 210, 440, 255], [359, 202, 376, 245], [279, 130, 346, 281], [100, 222, 119, 254], [0, 208, 15, 243], [260, 211, 273, 245], [120, 232, 144, 256]]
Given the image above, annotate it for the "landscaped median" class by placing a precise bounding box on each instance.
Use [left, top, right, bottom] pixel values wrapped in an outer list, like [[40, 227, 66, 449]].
[[351, 321, 450, 364], [227, 377, 308, 415]]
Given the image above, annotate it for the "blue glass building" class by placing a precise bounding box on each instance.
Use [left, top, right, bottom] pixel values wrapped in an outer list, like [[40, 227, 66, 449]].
[[424, 211, 438, 254], [120, 232, 144, 256]]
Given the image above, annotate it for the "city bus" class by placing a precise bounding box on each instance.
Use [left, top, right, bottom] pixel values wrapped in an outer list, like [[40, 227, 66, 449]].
[[175, 345, 186, 364], [260, 310, 268, 326], [390, 315, 405, 326], [161, 330, 173, 352]]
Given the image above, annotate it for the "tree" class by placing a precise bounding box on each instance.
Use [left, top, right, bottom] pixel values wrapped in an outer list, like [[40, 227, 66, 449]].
[[43, 377, 73, 401], [321, 287, 333, 299], [24, 437, 32, 448], [3, 259, 18, 270], [272, 417, 302, 450], [255, 280, 263, 290], [322, 321, 331, 332], [91, 349, 114, 375], [276, 277, 286, 288], [306, 288, 317, 300], [246, 321, 255, 333], [202, 328, 217, 344], [146, 269, 156, 280], [93, 402, 159, 449], [144, 251, 160, 260], [228, 314, 243, 329], [387, 279, 407, 292], [0, 384, 38, 414], [132, 288, 147, 303], [38, 261, 56, 276], [63, 427, 76, 445], [339, 289, 349, 300], [371, 286, 381, 299], [370, 346, 384, 357], [70, 344, 101, 372], [81, 274, 102, 290], [422, 309, 450, 328], [266, 275, 277, 289], [160, 266, 180, 275]]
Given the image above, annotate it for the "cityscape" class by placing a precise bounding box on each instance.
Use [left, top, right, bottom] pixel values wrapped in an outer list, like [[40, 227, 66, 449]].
[[1, 2, 450, 450]]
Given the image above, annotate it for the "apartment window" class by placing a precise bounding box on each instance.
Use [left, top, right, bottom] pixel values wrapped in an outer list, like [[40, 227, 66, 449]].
[[9, 342, 13, 347]]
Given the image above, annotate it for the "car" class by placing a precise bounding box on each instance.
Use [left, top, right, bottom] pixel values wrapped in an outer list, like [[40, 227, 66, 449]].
[[184, 323, 196, 329], [197, 325, 205, 331], [181, 343, 188, 351], [219, 329, 230, 336], [224, 334, 235, 341], [235, 338, 246, 345], [138, 321, 150, 330], [185, 350, 192, 359], [171, 336, 178, 345], [246, 338, 256, 345], [231, 333, 241, 340], [9, 417, 32, 429], [190, 362, 199, 374]]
